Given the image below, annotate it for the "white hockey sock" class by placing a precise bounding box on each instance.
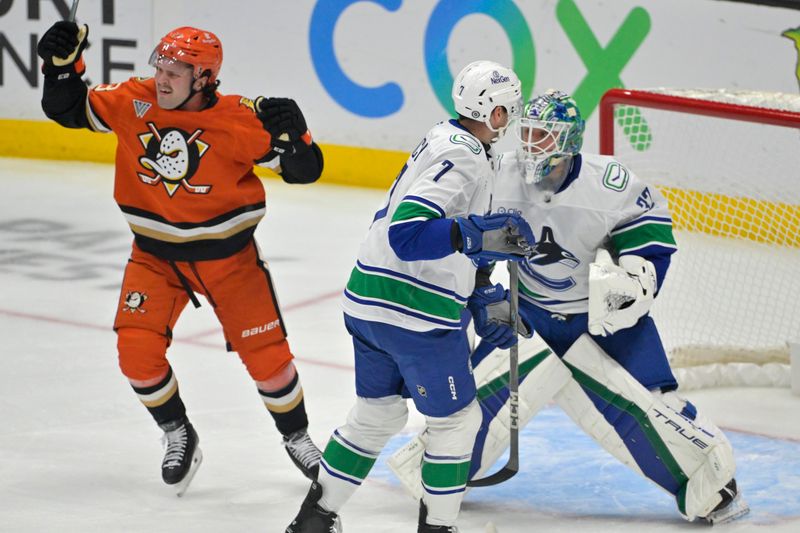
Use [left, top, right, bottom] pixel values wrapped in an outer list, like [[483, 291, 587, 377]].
[[318, 396, 408, 512]]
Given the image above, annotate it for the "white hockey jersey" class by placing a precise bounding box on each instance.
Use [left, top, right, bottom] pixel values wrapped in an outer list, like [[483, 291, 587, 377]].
[[493, 151, 676, 314], [342, 119, 494, 331]]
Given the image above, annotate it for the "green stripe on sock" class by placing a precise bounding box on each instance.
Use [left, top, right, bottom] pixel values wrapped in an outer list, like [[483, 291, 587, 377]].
[[421, 459, 471, 489], [322, 437, 377, 481]]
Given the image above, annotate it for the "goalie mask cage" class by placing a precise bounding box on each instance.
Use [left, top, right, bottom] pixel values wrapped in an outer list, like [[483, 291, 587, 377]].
[[598, 88, 800, 388]]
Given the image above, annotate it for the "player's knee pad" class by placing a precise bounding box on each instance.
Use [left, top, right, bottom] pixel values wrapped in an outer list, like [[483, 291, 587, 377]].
[[338, 395, 409, 451], [116, 327, 169, 380], [425, 399, 482, 457], [237, 338, 294, 382]]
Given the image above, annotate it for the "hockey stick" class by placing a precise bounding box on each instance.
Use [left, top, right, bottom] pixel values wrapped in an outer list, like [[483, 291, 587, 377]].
[[68, 0, 80, 21], [467, 261, 520, 487]]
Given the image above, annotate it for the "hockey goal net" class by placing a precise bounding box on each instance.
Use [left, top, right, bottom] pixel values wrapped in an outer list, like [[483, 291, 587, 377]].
[[598, 88, 800, 388]]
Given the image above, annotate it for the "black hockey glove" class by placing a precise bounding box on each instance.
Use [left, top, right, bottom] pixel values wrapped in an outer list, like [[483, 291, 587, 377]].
[[37, 21, 89, 78], [254, 96, 311, 156]]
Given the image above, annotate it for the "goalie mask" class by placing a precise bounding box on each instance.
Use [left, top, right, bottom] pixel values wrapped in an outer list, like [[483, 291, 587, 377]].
[[515, 90, 585, 184]]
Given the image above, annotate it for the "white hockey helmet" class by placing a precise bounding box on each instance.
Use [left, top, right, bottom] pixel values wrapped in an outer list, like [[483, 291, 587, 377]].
[[452, 60, 523, 139]]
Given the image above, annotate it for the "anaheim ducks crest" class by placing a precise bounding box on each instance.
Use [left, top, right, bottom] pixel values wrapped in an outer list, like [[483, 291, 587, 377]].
[[123, 291, 148, 313], [137, 122, 212, 197]]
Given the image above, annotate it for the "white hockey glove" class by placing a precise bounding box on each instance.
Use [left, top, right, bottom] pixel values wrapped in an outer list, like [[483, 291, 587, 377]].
[[588, 249, 656, 337]]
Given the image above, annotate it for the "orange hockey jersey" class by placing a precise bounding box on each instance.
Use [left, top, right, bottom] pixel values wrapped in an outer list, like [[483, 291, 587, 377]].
[[86, 77, 274, 261]]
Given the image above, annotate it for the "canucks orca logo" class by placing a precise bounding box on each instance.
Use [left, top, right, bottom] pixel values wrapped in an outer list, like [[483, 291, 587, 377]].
[[522, 226, 579, 292], [530, 227, 579, 267], [137, 122, 212, 197]]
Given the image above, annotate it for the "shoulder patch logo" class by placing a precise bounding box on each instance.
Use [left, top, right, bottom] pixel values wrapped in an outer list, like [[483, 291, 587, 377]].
[[450, 133, 482, 154], [133, 99, 152, 119], [602, 162, 630, 191], [239, 97, 257, 113]]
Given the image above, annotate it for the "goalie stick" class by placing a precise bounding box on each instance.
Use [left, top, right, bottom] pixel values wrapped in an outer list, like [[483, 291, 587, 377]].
[[467, 261, 520, 487]]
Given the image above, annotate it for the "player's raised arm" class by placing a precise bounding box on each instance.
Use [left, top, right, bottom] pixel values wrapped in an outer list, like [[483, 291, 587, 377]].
[[37, 20, 90, 129]]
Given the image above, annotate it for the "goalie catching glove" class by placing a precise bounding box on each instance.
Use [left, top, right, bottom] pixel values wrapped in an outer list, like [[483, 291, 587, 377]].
[[467, 283, 532, 349], [588, 249, 657, 337]]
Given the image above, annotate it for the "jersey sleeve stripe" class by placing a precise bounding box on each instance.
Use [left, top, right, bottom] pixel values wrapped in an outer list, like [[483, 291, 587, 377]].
[[611, 222, 676, 253], [85, 96, 111, 133], [616, 242, 678, 256], [612, 215, 672, 234], [390, 200, 443, 224], [396, 195, 445, 217]]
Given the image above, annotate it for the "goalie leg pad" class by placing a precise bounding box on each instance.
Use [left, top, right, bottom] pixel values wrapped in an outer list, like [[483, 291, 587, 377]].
[[387, 335, 569, 500], [469, 336, 571, 480], [562, 334, 737, 521]]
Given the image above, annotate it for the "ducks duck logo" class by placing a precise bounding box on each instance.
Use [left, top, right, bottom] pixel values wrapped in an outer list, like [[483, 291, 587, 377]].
[[123, 291, 148, 313], [137, 122, 212, 197]]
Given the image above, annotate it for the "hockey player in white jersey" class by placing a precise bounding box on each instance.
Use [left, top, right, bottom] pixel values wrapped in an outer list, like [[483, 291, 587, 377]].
[[285, 61, 533, 533], [390, 90, 749, 525]]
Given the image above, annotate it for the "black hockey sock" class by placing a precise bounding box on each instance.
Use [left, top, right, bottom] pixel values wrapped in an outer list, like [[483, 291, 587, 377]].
[[257, 371, 309, 436], [130, 366, 187, 427]]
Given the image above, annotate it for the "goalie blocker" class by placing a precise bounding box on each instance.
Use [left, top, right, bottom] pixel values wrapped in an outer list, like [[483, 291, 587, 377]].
[[388, 334, 749, 524]]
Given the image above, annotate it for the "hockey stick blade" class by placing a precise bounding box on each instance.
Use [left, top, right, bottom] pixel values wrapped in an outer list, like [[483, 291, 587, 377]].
[[468, 262, 521, 488], [467, 465, 518, 487]]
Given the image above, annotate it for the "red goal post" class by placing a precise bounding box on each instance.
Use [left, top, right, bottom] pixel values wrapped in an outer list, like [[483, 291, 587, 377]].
[[598, 88, 800, 389]]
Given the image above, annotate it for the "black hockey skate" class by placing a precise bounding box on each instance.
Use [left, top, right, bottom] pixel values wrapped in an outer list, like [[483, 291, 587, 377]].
[[702, 479, 750, 525], [418, 500, 460, 533], [160, 418, 203, 497], [283, 428, 321, 481], [285, 481, 342, 533]]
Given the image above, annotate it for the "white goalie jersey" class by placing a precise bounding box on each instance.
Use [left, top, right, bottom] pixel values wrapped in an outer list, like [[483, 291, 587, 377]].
[[493, 151, 677, 314]]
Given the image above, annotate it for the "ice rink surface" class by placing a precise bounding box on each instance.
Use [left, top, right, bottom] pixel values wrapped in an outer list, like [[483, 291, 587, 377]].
[[1, 157, 798, 532]]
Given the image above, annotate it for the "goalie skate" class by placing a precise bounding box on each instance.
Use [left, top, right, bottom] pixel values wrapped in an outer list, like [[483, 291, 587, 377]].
[[702, 480, 750, 525], [160, 419, 203, 497]]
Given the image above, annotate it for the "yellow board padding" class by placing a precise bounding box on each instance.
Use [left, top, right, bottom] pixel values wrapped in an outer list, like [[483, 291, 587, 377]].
[[0, 119, 406, 190], [659, 186, 800, 247], [3, 120, 798, 247]]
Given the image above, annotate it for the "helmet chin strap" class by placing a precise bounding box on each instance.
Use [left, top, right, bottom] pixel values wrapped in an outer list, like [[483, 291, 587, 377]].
[[176, 72, 212, 110]]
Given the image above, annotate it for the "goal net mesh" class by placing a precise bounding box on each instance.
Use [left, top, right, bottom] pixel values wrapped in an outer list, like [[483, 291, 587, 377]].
[[601, 88, 800, 387]]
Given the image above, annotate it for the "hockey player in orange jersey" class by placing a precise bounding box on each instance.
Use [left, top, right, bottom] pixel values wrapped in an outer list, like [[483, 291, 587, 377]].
[[37, 21, 325, 495]]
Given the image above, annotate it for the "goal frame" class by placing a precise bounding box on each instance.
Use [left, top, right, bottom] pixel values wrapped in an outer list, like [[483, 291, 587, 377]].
[[597, 88, 800, 389], [598, 88, 800, 156]]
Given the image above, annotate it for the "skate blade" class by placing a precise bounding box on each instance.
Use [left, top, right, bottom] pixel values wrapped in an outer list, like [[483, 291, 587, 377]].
[[175, 446, 203, 497], [706, 494, 750, 525]]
